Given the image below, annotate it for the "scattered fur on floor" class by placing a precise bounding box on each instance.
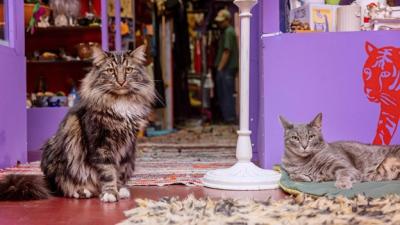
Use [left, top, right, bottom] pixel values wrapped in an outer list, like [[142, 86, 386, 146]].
[[118, 194, 400, 225]]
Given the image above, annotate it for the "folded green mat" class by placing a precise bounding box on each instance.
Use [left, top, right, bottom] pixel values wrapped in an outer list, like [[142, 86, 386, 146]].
[[279, 168, 400, 198]]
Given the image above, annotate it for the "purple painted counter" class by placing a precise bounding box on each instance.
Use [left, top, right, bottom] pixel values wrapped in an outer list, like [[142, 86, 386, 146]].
[[0, 56, 26, 168], [27, 107, 68, 161], [259, 31, 400, 168], [0, 1, 26, 168]]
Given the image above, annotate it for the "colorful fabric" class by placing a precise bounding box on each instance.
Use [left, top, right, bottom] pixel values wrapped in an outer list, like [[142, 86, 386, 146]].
[[279, 168, 400, 198], [129, 143, 236, 186], [0, 143, 236, 187]]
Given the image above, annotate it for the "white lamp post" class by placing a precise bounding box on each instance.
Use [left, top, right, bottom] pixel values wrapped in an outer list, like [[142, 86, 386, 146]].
[[202, 0, 281, 190]]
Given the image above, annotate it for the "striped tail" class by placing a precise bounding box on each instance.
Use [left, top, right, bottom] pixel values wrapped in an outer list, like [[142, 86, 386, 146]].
[[0, 174, 50, 201]]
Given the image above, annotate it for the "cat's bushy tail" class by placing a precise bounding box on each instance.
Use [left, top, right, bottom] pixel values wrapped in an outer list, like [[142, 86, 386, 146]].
[[0, 174, 50, 200]]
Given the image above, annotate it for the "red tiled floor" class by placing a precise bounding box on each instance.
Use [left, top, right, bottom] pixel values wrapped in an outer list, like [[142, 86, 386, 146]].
[[0, 186, 287, 225]]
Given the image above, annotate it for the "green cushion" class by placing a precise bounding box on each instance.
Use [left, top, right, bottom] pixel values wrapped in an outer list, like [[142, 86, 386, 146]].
[[279, 169, 400, 198]]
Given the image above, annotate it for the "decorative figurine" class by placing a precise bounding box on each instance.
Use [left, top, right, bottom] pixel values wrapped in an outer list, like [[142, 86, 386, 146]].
[[26, 1, 48, 34], [54, 14, 68, 26], [49, 0, 81, 26], [362, 2, 400, 30], [37, 16, 50, 28]]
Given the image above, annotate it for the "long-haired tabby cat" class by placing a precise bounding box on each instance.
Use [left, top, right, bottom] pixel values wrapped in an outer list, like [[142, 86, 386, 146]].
[[280, 113, 400, 189], [0, 45, 155, 202]]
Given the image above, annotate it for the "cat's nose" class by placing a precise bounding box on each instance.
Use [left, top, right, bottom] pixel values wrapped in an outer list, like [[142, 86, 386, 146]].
[[117, 81, 126, 86], [301, 142, 308, 150], [116, 73, 127, 86]]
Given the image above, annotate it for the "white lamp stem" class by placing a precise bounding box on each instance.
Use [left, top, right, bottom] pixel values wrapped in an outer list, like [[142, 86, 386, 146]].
[[238, 2, 252, 132], [236, 0, 254, 163], [202, 0, 281, 190]]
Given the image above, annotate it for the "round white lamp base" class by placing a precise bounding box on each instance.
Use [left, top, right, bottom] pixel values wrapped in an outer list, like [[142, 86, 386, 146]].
[[202, 161, 281, 190]]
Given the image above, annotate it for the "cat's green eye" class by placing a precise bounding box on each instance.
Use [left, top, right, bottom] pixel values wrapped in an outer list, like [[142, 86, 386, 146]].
[[126, 67, 134, 73], [309, 134, 316, 139], [291, 136, 299, 141], [106, 68, 114, 74]]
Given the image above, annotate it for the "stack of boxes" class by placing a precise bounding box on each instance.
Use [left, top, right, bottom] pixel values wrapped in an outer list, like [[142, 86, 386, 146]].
[[289, 3, 339, 32]]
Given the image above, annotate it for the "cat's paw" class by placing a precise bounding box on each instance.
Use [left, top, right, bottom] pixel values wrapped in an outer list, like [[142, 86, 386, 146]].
[[71, 188, 93, 199], [118, 187, 131, 199], [100, 190, 119, 203], [72, 192, 80, 199], [82, 189, 93, 198], [335, 180, 353, 189]]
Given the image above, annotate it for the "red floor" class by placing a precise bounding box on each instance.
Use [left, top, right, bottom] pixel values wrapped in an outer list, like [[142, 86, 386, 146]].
[[0, 186, 287, 225]]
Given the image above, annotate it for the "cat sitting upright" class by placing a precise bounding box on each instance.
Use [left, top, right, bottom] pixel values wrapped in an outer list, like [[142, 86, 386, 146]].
[[0, 45, 155, 202], [280, 113, 400, 189]]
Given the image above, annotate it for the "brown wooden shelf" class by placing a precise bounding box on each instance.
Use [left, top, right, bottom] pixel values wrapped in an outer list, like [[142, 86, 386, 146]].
[[27, 59, 92, 65], [25, 26, 101, 58], [26, 26, 101, 94], [27, 60, 90, 94], [29, 26, 100, 31]]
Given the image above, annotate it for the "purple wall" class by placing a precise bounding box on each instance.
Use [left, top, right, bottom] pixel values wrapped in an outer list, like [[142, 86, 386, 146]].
[[249, 3, 260, 161], [0, 56, 26, 168], [262, 0, 280, 34], [0, 1, 26, 168], [259, 31, 400, 168], [27, 107, 68, 153]]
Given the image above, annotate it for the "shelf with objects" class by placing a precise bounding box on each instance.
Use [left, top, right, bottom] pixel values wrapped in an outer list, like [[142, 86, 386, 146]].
[[0, 1, 5, 40], [282, 0, 400, 34], [25, 0, 102, 160], [25, 0, 101, 108], [26, 26, 101, 97]]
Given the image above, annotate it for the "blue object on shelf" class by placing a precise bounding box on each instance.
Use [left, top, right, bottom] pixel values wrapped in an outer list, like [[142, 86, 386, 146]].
[[145, 128, 176, 137], [67, 86, 80, 107]]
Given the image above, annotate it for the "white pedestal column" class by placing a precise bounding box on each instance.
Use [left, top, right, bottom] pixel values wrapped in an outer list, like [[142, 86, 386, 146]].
[[202, 0, 281, 190]]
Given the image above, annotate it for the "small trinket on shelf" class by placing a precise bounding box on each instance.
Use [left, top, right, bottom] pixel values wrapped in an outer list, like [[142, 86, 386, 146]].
[[67, 85, 79, 107], [37, 16, 50, 28], [49, 0, 81, 26]]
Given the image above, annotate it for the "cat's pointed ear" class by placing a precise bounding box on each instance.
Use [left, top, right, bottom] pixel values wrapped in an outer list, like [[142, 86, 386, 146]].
[[309, 113, 322, 130], [129, 45, 147, 64], [365, 42, 377, 56], [279, 116, 293, 130], [91, 46, 107, 66]]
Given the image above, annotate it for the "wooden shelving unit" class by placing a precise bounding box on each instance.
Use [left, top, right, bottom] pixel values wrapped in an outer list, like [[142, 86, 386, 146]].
[[26, 26, 101, 158], [26, 26, 101, 94]]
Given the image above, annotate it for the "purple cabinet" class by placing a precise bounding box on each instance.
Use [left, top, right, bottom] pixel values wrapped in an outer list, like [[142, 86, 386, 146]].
[[27, 107, 68, 161], [258, 31, 400, 168], [0, 1, 26, 168]]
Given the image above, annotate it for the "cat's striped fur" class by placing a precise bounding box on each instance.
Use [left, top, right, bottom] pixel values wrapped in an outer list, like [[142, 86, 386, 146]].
[[0, 46, 155, 202], [281, 113, 400, 189]]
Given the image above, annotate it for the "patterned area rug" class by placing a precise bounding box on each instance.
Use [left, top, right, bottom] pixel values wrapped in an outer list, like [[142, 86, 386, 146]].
[[117, 194, 400, 225], [0, 125, 237, 186], [138, 124, 238, 145], [128, 143, 236, 186]]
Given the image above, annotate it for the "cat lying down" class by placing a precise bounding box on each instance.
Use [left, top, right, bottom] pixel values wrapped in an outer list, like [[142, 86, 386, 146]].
[[280, 113, 400, 189]]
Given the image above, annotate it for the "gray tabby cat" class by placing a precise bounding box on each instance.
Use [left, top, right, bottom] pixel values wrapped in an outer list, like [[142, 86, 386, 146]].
[[0, 45, 155, 202], [280, 113, 400, 189]]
